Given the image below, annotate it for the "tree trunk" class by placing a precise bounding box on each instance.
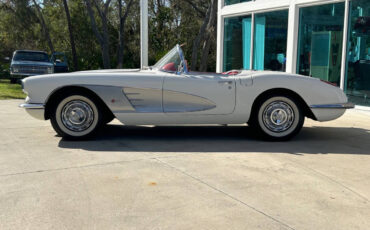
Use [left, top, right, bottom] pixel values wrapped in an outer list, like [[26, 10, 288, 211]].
[[117, 0, 134, 68], [190, 3, 211, 71], [62, 0, 78, 71], [199, 35, 212, 72], [84, 0, 111, 69], [101, 15, 111, 69], [199, 0, 218, 72], [32, 0, 54, 53], [101, 41, 110, 69]]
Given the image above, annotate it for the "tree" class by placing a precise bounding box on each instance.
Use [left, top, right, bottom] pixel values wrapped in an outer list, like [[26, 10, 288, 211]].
[[62, 0, 78, 71], [199, 0, 217, 72], [187, 0, 217, 71], [31, 0, 55, 53], [117, 0, 134, 68], [0, 0, 219, 72], [84, 0, 112, 69]]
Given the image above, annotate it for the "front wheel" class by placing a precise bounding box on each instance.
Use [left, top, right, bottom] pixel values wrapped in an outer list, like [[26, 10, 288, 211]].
[[50, 94, 103, 140], [10, 78, 17, 84], [250, 96, 304, 141]]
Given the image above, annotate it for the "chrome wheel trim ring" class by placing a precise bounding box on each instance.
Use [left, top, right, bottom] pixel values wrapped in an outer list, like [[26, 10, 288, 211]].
[[55, 95, 99, 137], [262, 101, 295, 133], [61, 100, 94, 132], [258, 97, 300, 138]]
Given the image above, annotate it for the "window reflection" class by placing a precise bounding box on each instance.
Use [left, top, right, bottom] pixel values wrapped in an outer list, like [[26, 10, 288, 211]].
[[223, 10, 288, 72], [345, 0, 370, 106], [253, 10, 288, 71], [297, 3, 345, 86], [223, 16, 250, 71], [224, 0, 251, 6]]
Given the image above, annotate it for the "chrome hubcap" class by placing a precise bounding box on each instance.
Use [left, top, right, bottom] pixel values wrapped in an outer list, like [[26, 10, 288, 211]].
[[263, 101, 295, 133], [61, 100, 94, 132]]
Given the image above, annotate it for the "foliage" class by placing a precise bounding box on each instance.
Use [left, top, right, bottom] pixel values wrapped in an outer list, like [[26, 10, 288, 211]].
[[0, 0, 217, 72], [0, 79, 26, 99]]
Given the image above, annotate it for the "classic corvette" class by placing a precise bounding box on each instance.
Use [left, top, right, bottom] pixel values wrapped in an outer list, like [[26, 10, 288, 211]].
[[20, 45, 354, 140]]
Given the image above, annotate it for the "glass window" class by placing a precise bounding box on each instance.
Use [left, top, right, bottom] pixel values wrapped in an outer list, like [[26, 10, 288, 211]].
[[154, 46, 182, 72], [14, 52, 50, 62], [297, 3, 345, 86], [345, 0, 370, 106], [224, 0, 251, 6], [223, 16, 251, 71], [253, 10, 289, 71]]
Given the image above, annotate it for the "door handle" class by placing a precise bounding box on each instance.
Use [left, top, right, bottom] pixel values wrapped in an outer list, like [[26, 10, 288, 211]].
[[218, 80, 233, 85]]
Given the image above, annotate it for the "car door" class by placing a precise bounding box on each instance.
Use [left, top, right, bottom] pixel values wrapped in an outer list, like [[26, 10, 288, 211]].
[[163, 72, 236, 115]]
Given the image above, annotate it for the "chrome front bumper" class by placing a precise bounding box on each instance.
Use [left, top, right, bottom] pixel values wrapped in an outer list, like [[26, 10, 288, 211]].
[[310, 103, 355, 109], [19, 103, 45, 120], [309, 103, 355, 122]]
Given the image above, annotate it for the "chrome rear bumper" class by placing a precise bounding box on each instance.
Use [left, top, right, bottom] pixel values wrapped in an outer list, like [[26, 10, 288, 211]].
[[310, 103, 355, 109]]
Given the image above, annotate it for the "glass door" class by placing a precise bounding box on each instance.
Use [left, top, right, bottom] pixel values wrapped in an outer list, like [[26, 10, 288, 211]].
[[297, 2, 345, 86], [345, 0, 370, 106]]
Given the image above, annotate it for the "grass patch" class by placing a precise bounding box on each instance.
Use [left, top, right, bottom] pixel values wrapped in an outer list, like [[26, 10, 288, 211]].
[[0, 79, 26, 100]]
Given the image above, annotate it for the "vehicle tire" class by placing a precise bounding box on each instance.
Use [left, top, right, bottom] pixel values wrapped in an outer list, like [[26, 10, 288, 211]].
[[10, 78, 17, 84], [50, 94, 103, 140], [250, 95, 304, 141]]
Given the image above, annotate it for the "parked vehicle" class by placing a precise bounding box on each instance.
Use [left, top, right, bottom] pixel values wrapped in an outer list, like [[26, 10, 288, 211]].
[[10, 50, 54, 83], [51, 52, 69, 73], [20, 45, 354, 141]]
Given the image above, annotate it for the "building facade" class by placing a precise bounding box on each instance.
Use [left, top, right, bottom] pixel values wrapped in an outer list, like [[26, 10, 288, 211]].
[[216, 0, 369, 107]]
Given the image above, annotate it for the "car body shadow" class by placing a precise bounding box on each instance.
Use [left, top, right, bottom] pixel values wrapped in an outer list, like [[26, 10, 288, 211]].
[[58, 124, 370, 155]]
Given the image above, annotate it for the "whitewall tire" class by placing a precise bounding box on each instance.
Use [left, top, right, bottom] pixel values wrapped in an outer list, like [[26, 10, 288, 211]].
[[51, 94, 102, 139], [251, 96, 304, 141]]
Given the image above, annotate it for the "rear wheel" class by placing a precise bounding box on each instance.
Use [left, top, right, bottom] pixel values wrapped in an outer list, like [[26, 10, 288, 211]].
[[250, 95, 304, 141], [50, 94, 103, 139]]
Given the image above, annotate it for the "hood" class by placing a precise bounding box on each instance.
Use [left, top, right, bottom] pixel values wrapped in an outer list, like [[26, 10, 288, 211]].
[[11, 60, 53, 67], [22, 68, 150, 82]]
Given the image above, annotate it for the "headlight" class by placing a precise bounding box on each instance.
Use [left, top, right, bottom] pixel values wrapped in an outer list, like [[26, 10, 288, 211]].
[[47, 67, 53, 74], [13, 67, 19, 73]]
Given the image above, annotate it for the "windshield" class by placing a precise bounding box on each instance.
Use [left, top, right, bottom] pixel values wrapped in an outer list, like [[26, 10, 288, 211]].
[[13, 52, 49, 62], [52, 54, 66, 63], [153, 45, 186, 73]]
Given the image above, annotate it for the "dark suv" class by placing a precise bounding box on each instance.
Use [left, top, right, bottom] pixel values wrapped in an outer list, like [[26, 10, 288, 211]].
[[10, 50, 54, 83]]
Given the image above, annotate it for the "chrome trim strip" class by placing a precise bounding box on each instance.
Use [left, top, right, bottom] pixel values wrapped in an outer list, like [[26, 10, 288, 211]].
[[310, 103, 355, 109], [19, 103, 45, 109]]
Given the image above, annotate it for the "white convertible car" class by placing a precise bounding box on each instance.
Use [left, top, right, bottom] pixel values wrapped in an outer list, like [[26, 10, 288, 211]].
[[20, 45, 354, 140]]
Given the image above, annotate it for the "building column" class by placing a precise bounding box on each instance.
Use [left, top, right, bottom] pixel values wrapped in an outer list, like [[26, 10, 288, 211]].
[[340, 0, 350, 90], [216, 0, 224, 73], [286, 2, 299, 74], [140, 0, 148, 69]]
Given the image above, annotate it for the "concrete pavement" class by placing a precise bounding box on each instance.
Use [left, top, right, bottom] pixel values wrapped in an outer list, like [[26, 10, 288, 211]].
[[0, 100, 369, 230]]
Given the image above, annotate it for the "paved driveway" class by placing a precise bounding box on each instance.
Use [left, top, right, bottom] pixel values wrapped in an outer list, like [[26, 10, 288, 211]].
[[0, 100, 369, 230]]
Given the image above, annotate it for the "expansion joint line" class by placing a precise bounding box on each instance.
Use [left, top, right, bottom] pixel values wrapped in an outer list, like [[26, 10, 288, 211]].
[[155, 158, 296, 230]]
